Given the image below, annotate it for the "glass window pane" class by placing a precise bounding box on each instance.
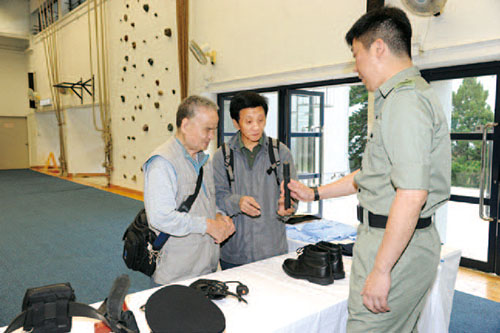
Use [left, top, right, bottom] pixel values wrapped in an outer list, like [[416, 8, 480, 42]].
[[291, 137, 320, 175], [322, 196, 359, 228], [431, 75, 496, 134], [223, 99, 237, 133], [261, 92, 278, 138], [297, 84, 365, 222], [446, 201, 489, 262], [291, 95, 321, 133], [296, 178, 320, 215], [451, 140, 492, 198]]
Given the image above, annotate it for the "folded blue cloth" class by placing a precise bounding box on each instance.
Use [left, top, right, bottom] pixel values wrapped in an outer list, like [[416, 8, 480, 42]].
[[286, 219, 357, 243]]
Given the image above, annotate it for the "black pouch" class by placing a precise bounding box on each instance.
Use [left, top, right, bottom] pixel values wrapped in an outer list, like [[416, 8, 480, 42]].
[[22, 282, 75, 333], [122, 208, 158, 277]]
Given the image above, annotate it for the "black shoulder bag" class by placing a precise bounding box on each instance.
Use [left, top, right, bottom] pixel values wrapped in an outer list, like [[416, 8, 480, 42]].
[[122, 167, 204, 277]]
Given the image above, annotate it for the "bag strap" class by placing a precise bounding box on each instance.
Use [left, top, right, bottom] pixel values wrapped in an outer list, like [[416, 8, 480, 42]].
[[5, 302, 133, 333], [153, 167, 204, 250], [178, 166, 204, 213], [222, 143, 235, 189], [266, 137, 281, 185]]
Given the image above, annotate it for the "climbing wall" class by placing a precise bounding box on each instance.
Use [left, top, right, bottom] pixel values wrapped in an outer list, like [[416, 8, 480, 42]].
[[108, 0, 180, 191]]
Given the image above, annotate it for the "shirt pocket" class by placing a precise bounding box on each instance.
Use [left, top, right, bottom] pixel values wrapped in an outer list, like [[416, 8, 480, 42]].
[[364, 122, 389, 173]]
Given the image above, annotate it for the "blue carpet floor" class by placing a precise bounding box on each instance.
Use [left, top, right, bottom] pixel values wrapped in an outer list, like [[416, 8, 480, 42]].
[[449, 290, 500, 333], [0, 169, 149, 325]]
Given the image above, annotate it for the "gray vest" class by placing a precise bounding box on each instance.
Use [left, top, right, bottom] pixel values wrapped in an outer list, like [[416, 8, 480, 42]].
[[147, 137, 219, 284]]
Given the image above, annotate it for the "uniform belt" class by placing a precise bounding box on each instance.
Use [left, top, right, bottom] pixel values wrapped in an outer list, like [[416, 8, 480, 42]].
[[356, 205, 431, 229]]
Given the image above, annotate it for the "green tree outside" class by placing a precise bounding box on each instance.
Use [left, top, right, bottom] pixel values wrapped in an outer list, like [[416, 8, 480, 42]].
[[347, 78, 493, 187], [451, 77, 494, 188], [348, 85, 368, 171]]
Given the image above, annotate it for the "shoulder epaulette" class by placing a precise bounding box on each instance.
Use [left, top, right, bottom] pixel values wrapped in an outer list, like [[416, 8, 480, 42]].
[[394, 78, 416, 90]]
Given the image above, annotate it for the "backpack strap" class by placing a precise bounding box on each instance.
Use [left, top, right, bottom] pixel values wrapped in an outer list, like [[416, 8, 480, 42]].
[[222, 143, 235, 189], [152, 166, 204, 250], [266, 137, 281, 186]]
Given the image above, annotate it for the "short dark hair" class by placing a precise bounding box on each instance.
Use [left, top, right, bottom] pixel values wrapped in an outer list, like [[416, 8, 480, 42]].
[[176, 95, 217, 128], [229, 91, 268, 122], [345, 6, 412, 58]]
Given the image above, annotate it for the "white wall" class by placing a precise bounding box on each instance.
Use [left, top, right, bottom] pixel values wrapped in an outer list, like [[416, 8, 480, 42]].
[[189, 0, 363, 94], [65, 106, 105, 173], [189, 0, 500, 96], [0, 0, 29, 37], [21, 0, 500, 191], [388, 0, 500, 68]]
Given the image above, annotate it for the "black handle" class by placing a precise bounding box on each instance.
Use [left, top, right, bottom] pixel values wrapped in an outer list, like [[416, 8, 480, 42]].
[[283, 162, 291, 209]]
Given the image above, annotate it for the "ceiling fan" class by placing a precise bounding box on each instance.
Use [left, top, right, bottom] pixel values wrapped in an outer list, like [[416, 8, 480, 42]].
[[401, 0, 448, 16]]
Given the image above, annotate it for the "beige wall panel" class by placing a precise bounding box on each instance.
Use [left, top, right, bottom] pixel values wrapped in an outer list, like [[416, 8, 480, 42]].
[[65, 106, 105, 174], [0, 49, 29, 117], [33, 111, 60, 166], [107, 0, 180, 190], [0, 116, 29, 169]]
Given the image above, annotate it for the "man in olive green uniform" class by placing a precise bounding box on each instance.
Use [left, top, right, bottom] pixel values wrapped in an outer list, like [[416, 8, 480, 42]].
[[287, 7, 450, 332]]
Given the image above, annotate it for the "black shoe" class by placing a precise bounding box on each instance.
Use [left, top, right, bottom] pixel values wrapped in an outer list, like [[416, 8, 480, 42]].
[[282, 245, 334, 285], [316, 241, 346, 280]]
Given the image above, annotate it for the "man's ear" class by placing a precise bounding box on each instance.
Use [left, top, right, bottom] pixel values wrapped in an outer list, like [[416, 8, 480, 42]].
[[372, 38, 387, 58], [180, 117, 190, 133], [232, 119, 240, 131]]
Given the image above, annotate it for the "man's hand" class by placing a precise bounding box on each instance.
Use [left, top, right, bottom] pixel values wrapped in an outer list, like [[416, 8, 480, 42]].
[[361, 266, 391, 313], [206, 214, 235, 243], [277, 181, 296, 216], [287, 179, 315, 202], [239, 196, 261, 216]]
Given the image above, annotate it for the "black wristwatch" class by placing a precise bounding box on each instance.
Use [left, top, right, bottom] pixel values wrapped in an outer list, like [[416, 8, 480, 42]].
[[311, 186, 320, 201]]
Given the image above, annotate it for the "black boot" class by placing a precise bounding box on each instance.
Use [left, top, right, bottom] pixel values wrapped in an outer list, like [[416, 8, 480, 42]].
[[316, 241, 345, 280], [282, 245, 334, 285]]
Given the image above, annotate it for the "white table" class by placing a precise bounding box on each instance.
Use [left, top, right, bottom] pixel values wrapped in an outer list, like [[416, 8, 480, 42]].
[[2, 246, 461, 332], [128, 245, 460, 333]]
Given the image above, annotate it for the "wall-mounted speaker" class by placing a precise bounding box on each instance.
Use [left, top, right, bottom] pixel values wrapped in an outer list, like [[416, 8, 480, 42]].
[[28, 72, 36, 109]]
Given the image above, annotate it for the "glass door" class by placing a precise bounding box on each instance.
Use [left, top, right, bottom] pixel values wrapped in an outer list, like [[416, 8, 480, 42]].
[[425, 67, 499, 273], [287, 90, 324, 216]]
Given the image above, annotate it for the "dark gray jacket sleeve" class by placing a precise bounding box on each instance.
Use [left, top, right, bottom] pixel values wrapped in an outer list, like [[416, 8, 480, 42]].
[[213, 147, 242, 216]]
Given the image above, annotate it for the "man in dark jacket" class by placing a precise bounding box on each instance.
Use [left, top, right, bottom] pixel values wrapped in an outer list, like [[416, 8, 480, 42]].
[[213, 91, 297, 269]]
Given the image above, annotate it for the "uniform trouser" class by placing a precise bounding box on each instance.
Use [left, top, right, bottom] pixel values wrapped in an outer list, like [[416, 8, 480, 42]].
[[347, 210, 441, 333]]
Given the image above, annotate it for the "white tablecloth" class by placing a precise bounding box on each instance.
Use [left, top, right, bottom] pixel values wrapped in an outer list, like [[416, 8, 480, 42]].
[[2, 246, 461, 332], [130, 245, 460, 333]]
